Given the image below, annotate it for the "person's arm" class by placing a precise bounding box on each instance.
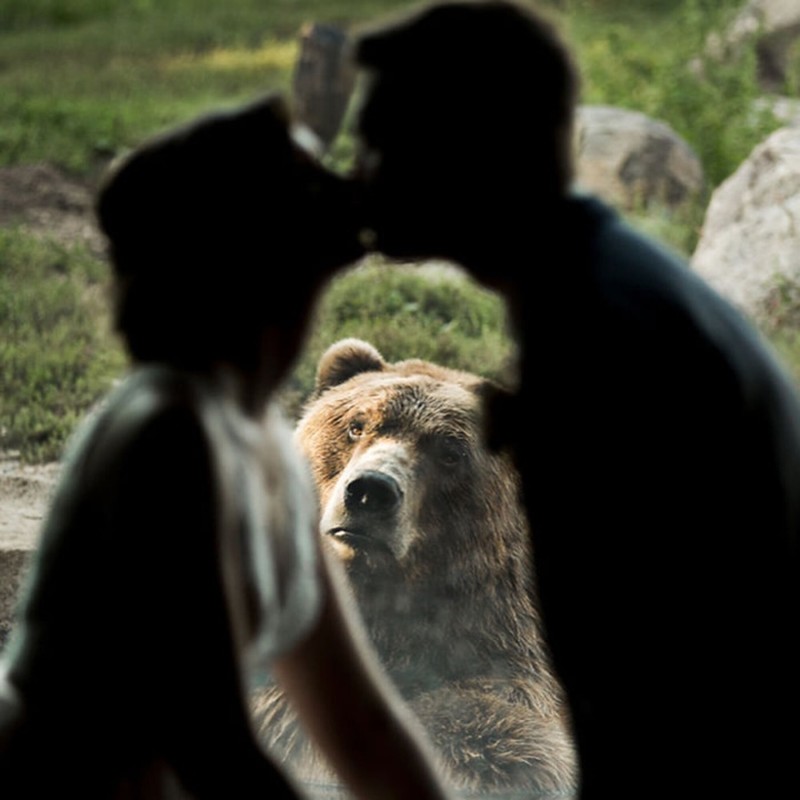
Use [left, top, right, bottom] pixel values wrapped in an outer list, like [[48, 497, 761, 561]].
[[271, 545, 453, 800]]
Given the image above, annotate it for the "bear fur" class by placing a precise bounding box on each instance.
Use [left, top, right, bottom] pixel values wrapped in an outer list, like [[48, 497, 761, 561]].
[[253, 339, 578, 795]]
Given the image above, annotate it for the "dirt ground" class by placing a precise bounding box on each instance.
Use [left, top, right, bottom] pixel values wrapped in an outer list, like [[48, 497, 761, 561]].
[[0, 455, 59, 650], [0, 455, 59, 552], [0, 162, 106, 254], [0, 163, 103, 555]]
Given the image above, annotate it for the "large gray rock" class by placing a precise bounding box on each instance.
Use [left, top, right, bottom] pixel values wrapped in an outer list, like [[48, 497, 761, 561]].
[[575, 105, 705, 212], [692, 126, 800, 326]]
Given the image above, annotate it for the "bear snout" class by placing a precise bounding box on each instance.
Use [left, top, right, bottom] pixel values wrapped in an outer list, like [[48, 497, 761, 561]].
[[345, 470, 403, 517], [320, 441, 418, 563]]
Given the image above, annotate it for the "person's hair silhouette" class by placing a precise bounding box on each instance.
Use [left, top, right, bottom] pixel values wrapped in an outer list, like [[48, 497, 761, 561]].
[[352, 2, 799, 797]]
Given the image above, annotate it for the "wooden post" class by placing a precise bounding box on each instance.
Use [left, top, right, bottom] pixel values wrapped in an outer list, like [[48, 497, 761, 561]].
[[292, 23, 357, 149]]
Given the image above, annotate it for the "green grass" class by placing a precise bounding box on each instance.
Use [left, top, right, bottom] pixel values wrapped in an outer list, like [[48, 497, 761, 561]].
[[0, 37, 295, 172], [280, 260, 515, 418], [3, 0, 800, 461], [0, 1, 412, 174], [0, 229, 125, 463]]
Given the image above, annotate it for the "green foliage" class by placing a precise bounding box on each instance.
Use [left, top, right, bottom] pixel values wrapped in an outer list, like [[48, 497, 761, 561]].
[[279, 260, 516, 418], [757, 274, 800, 337], [570, 0, 779, 189], [0, 230, 125, 463], [625, 194, 710, 258], [754, 276, 800, 385], [568, 0, 742, 16], [565, 0, 782, 257]]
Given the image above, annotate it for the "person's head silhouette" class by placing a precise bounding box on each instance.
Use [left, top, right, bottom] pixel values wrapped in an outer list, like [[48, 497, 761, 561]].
[[353, 0, 578, 271], [97, 93, 363, 380]]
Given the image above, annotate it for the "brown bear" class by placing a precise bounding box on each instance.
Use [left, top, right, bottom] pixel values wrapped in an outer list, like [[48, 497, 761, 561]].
[[253, 338, 578, 796]]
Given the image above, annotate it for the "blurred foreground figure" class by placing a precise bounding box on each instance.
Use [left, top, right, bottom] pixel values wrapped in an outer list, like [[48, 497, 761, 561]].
[[0, 93, 454, 800], [352, 1, 799, 796]]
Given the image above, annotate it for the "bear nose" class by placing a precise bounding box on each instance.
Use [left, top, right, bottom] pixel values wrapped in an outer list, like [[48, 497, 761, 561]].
[[345, 471, 402, 516]]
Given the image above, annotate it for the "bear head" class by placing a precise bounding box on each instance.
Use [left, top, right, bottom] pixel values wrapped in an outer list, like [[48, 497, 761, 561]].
[[294, 338, 547, 688]]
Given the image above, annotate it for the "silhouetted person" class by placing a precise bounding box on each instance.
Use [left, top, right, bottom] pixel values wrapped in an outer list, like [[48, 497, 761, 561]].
[[0, 93, 455, 800], [351, 1, 799, 797]]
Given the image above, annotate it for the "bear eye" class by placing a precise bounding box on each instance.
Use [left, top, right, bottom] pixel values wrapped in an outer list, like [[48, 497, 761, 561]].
[[348, 419, 365, 442], [435, 436, 467, 467]]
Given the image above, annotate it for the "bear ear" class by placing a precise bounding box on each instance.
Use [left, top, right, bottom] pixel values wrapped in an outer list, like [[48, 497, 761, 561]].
[[315, 338, 386, 394]]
